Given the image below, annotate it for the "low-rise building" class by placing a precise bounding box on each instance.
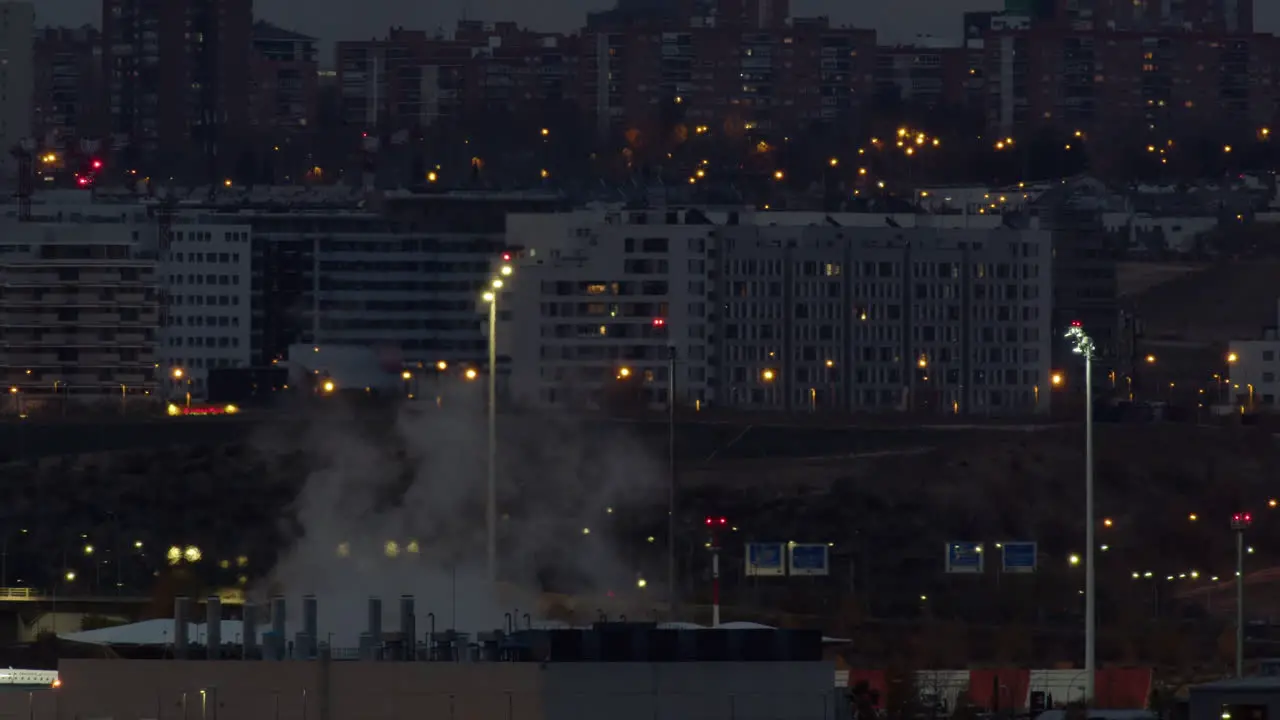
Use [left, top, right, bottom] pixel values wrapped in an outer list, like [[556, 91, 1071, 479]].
[[1227, 300, 1280, 411]]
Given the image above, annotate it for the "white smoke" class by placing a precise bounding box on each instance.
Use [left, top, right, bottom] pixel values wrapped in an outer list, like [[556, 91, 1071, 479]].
[[252, 383, 664, 646]]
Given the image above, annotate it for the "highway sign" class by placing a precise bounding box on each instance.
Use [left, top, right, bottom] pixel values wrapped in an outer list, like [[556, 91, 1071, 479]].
[[1001, 541, 1037, 573], [945, 542, 984, 574], [788, 544, 830, 576], [745, 543, 785, 576]]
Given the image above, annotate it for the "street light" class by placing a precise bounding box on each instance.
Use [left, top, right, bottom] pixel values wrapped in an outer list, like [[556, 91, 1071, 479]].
[[481, 259, 514, 581], [1064, 320, 1097, 701], [1232, 512, 1252, 677]]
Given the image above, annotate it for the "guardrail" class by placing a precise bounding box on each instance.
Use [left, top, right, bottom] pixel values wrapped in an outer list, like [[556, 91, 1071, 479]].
[[0, 588, 38, 600]]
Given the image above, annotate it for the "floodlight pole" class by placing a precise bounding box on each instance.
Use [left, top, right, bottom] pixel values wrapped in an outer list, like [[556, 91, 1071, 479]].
[[1066, 323, 1096, 703]]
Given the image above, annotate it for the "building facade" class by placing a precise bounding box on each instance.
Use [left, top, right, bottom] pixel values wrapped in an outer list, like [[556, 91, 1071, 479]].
[[160, 218, 254, 396], [716, 223, 1053, 414], [250, 22, 319, 132], [0, 2, 34, 182], [101, 0, 252, 178], [0, 215, 160, 404], [32, 26, 103, 152], [981, 23, 1277, 143], [502, 207, 723, 409], [335, 22, 578, 132], [503, 208, 1054, 415]]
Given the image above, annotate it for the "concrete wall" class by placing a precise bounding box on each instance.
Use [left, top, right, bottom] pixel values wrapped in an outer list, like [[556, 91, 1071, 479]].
[[19, 660, 545, 720], [10, 660, 835, 720], [542, 662, 836, 720]]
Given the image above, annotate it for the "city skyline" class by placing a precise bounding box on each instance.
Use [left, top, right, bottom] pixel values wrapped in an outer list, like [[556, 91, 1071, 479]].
[[35, 0, 1280, 46]]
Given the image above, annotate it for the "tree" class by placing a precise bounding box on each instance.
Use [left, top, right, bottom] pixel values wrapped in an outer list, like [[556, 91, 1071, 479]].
[[884, 665, 922, 720]]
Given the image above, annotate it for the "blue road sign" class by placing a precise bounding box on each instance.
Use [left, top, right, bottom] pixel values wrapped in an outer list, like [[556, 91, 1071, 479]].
[[945, 542, 984, 574], [788, 544, 830, 577], [1001, 541, 1037, 573], [745, 542, 785, 576]]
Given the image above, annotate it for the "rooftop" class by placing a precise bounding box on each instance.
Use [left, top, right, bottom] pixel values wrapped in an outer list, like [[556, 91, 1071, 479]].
[[1191, 676, 1280, 692], [252, 21, 316, 43]]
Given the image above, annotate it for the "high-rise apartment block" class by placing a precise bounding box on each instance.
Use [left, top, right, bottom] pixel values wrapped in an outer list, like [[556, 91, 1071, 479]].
[[0, 2, 34, 182], [101, 0, 252, 175], [32, 26, 103, 151]]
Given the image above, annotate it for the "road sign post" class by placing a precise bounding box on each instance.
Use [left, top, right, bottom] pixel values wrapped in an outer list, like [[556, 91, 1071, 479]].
[[745, 543, 785, 577], [1001, 542, 1037, 573], [945, 542, 984, 574], [788, 544, 830, 576]]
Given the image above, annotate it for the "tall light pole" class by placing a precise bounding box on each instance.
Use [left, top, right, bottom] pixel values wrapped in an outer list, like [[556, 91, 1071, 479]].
[[1065, 321, 1096, 702], [482, 260, 514, 582], [1232, 511, 1252, 677], [668, 346, 677, 619]]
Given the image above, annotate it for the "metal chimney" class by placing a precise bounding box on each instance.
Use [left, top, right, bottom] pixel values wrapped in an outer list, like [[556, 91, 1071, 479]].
[[206, 596, 222, 658], [271, 595, 287, 660], [399, 595, 416, 661], [367, 596, 382, 638], [174, 597, 190, 659], [367, 597, 382, 660], [303, 594, 319, 659], [243, 602, 259, 658]]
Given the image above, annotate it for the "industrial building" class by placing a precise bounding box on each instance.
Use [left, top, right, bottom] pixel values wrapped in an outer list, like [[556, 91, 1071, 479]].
[[20, 595, 839, 720]]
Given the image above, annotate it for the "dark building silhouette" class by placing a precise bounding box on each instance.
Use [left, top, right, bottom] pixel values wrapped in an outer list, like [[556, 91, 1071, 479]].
[[101, 0, 252, 181]]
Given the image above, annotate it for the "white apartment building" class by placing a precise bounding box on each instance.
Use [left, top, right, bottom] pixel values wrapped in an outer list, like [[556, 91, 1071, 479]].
[[502, 208, 1055, 415], [159, 218, 254, 396], [0, 2, 33, 184], [1227, 300, 1280, 411], [0, 218, 160, 403], [502, 207, 729, 409]]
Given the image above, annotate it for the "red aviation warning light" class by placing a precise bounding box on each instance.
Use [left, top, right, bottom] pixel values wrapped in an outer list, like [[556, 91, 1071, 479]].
[[90, 159, 103, 170]]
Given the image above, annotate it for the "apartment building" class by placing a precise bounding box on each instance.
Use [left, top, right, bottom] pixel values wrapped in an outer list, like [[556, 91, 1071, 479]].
[[102, 0, 252, 175], [335, 22, 578, 131], [717, 223, 1053, 414], [32, 26, 103, 150], [982, 22, 1277, 144], [160, 218, 254, 396], [582, 14, 876, 138], [0, 2, 34, 183], [144, 188, 568, 369], [501, 207, 725, 409], [502, 208, 1055, 415], [0, 217, 160, 402], [250, 21, 319, 131]]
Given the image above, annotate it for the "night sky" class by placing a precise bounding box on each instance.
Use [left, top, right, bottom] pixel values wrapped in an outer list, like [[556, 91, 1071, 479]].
[[33, 0, 1280, 51]]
